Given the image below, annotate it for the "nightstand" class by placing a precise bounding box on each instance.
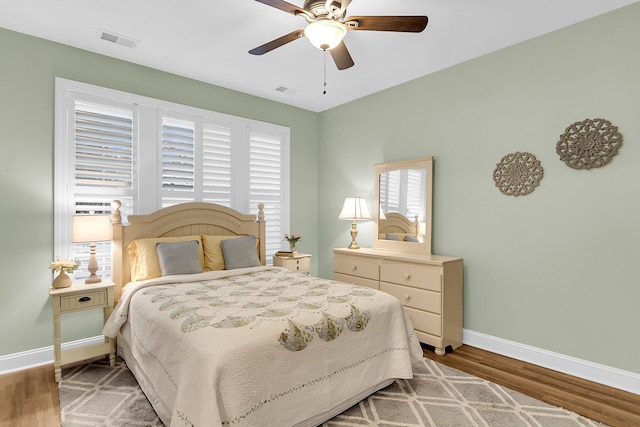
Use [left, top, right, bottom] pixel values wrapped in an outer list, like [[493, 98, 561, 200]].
[[49, 280, 116, 382], [273, 253, 312, 274]]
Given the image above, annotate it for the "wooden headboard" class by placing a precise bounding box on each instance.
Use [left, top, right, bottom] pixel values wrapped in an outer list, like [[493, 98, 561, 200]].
[[378, 212, 419, 236], [110, 200, 266, 301]]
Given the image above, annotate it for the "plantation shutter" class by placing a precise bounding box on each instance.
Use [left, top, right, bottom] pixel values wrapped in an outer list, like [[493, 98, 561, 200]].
[[57, 79, 290, 276], [72, 100, 135, 280], [202, 123, 232, 206], [405, 168, 425, 221], [249, 131, 284, 259], [161, 117, 195, 207], [381, 169, 401, 214]]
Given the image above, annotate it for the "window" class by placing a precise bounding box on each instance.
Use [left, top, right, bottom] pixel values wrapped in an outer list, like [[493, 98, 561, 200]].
[[379, 168, 425, 222], [55, 78, 290, 279]]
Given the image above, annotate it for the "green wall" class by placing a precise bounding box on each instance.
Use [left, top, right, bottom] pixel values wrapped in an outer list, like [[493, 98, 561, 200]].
[[2, 3, 639, 377], [0, 27, 319, 355], [317, 3, 640, 374]]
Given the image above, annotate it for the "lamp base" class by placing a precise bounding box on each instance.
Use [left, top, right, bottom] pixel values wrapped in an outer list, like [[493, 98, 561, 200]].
[[85, 245, 102, 284], [348, 221, 360, 249], [85, 274, 102, 284]]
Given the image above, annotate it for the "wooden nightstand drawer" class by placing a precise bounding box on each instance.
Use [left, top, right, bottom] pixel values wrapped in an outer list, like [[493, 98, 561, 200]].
[[380, 263, 442, 292], [60, 291, 107, 312], [273, 253, 311, 274], [334, 255, 379, 281], [288, 256, 310, 272], [380, 282, 441, 314]]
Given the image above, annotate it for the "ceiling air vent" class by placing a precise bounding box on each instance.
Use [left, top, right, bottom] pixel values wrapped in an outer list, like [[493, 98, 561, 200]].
[[99, 30, 137, 48], [275, 86, 298, 95]]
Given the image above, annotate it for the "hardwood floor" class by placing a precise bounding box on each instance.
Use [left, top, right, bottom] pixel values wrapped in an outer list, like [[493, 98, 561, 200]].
[[423, 345, 640, 427], [0, 345, 638, 426], [0, 364, 60, 427]]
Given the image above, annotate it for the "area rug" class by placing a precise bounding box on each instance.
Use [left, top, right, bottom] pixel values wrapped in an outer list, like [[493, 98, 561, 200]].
[[59, 357, 606, 426]]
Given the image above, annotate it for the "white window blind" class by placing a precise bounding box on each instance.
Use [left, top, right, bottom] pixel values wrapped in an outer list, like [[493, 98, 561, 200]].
[[405, 168, 425, 221], [55, 78, 290, 272], [380, 169, 401, 214], [250, 131, 284, 256], [161, 117, 196, 207], [71, 100, 135, 280], [203, 123, 232, 206], [74, 102, 133, 190], [379, 169, 424, 221]]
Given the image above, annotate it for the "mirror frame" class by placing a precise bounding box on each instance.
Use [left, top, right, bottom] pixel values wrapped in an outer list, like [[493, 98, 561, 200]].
[[373, 156, 433, 255]]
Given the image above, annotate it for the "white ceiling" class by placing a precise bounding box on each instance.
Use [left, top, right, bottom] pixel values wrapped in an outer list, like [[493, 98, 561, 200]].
[[1, 0, 637, 112]]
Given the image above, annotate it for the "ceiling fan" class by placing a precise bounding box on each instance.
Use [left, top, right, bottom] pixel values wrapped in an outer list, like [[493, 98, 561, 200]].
[[249, 0, 428, 70]]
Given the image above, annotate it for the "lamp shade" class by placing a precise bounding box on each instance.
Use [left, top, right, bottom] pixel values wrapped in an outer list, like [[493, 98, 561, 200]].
[[304, 19, 347, 50], [72, 215, 112, 243], [338, 197, 372, 221]]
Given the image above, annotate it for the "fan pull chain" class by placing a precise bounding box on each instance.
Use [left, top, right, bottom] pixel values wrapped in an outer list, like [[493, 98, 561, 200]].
[[323, 49, 327, 95]]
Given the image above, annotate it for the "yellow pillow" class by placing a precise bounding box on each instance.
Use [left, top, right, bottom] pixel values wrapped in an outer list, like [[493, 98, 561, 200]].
[[201, 235, 260, 271], [127, 235, 204, 281], [202, 235, 240, 271]]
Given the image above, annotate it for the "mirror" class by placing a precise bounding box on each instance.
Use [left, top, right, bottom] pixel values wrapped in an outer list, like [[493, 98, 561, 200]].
[[373, 157, 433, 255]]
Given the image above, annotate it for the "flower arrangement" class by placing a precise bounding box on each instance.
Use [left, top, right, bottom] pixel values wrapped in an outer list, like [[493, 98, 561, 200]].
[[284, 233, 302, 251], [49, 257, 80, 273]]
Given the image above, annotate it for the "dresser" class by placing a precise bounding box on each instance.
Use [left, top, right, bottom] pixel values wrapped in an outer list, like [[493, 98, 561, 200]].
[[334, 247, 463, 355]]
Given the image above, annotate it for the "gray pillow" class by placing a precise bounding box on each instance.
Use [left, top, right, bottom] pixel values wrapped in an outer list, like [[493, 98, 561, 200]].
[[385, 233, 401, 241], [404, 235, 419, 242], [220, 235, 261, 269], [156, 240, 202, 276]]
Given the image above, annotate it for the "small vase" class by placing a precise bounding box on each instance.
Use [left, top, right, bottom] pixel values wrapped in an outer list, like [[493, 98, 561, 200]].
[[289, 243, 297, 255], [52, 270, 72, 289]]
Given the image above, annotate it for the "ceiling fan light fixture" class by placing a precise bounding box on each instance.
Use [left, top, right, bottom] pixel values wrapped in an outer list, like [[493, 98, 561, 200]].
[[304, 19, 347, 50]]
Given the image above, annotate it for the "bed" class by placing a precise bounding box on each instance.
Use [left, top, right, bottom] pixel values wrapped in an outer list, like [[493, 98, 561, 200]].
[[103, 201, 423, 426]]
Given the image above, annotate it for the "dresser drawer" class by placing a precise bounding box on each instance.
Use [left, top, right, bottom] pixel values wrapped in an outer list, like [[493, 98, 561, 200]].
[[60, 291, 107, 312], [380, 282, 441, 314], [334, 256, 379, 281], [404, 306, 442, 338], [380, 263, 442, 292], [334, 273, 379, 290]]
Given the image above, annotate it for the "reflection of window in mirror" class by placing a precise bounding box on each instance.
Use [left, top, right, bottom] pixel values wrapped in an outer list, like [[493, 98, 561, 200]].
[[374, 157, 433, 255], [379, 168, 427, 226]]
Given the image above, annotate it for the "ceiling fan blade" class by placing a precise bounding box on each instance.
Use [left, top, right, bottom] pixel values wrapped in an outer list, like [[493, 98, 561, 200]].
[[330, 41, 354, 70], [254, 0, 307, 16], [345, 16, 428, 32], [249, 29, 305, 55]]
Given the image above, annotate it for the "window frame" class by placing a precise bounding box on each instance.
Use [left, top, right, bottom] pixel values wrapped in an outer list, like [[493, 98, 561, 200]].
[[54, 78, 290, 272]]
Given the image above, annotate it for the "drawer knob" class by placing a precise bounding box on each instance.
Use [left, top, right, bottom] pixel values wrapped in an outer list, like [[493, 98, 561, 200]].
[[404, 273, 411, 280], [78, 296, 91, 303], [351, 265, 357, 271], [404, 294, 410, 300]]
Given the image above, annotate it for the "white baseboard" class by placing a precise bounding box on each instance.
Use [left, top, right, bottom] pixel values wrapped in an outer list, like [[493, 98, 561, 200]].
[[0, 336, 105, 375], [463, 329, 640, 395]]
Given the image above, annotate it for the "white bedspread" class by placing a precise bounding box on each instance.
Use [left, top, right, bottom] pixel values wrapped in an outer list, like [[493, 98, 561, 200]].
[[104, 266, 423, 426]]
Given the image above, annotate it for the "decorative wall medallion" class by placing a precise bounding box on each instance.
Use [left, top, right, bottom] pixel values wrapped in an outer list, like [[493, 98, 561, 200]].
[[493, 152, 544, 197], [556, 118, 623, 170]]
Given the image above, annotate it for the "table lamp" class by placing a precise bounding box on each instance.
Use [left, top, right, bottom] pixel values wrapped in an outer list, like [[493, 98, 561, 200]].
[[72, 214, 112, 284], [338, 197, 371, 249]]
